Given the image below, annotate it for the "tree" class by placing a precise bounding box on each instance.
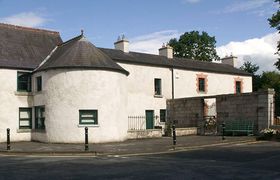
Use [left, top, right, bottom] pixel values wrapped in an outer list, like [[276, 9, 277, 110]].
[[268, 0, 280, 70], [240, 61, 261, 91], [168, 31, 220, 62], [240, 61, 259, 74], [259, 71, 280, 116]]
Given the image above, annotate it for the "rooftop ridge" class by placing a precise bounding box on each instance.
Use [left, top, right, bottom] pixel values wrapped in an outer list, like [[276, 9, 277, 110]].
[[99, 47, 218, 64], [0, 22, 60, 35], [58, 34, 83, 47]]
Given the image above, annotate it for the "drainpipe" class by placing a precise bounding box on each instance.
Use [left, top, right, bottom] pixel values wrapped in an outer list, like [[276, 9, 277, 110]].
[[171, 68, 174, 100], [171, 62, 175, 126]]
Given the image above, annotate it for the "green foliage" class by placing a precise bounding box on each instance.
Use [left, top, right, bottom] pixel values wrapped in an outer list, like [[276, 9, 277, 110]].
[[259, 71, 280, 116], [268, 0, 280, 70], [168, 31, 220, 62], [240, 61, 261, 91], [240, 61, 259, 74]]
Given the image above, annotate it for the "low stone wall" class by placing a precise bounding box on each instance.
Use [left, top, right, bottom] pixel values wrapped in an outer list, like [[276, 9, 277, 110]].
[[175, 127, 197, 136], [127, 129, 162, 139]]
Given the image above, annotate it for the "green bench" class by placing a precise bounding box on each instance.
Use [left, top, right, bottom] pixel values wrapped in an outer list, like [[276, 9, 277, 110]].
[[223, 120, 254, 136]]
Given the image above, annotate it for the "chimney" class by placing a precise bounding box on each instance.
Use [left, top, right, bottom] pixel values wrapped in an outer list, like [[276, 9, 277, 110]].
[[114, 35, 129, 53], [159, 43, 173, 59], [221, 55, 237, 67]]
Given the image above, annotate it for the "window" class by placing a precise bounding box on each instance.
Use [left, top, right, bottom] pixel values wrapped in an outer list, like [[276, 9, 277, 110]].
[[35, 106, 45, 129], [198, 78, 205, 92], [79, 110, 98, 125], [36, 76, 42, 92], [235, 81, 241, 93], [160, 109, 166, 122], [19, 108, 32, 129], [17, 72, 31, 92], [154, 78, 162, 95]]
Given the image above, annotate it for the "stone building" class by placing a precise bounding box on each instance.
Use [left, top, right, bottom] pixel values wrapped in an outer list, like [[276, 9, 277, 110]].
[[0, 23, 252, 143]]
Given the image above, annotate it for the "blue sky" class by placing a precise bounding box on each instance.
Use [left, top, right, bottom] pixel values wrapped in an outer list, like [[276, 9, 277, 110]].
[[0, 0, 279, 71]]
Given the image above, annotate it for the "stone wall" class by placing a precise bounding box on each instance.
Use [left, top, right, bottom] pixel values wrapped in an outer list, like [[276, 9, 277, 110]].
[[127, 129, 162, 139], [216, 89, 274, 132], [167, 89, 275, 134], [167, 98, 204, 128]]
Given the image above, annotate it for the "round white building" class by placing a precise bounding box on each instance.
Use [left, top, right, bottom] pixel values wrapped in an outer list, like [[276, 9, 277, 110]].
[[32, 34, 129, 143]]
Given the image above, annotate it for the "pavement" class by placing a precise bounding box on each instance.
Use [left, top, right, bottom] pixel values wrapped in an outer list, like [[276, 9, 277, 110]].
[[0, 136, 257, 156]]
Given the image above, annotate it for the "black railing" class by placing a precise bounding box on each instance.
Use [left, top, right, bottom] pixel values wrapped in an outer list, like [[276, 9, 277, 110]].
[[274, 117, 280, 125], [203, 116, 217, 135]]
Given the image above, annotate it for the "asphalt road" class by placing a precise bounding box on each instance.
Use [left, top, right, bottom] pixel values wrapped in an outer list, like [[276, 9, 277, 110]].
[[0, 141, 279, 180]]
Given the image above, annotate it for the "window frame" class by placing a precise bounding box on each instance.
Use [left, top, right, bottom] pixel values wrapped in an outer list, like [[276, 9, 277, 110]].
[[160, 109, 166, 122], [19, 108, 32, 129], [17, 71, 32, 92], [35, 106, 45, 130], [154, 78, 162, 96], [198, 78, 205, 92], [79, 110, 98, 125], [235, 81, 241, 94], [36, 76, 42, 92]]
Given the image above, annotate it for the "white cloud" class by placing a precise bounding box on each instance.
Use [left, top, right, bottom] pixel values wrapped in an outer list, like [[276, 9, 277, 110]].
[[0, 12, 48, 27], [224, 0, 270, 13], [130, 30, 279, 73], [130, 30, 180, 54], [183, 0, 201, 4], [217, 32, 279, 73]]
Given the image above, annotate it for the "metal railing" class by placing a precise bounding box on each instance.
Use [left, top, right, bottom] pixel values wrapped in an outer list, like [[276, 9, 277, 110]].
[[128, 116, 147, 130], [128, 116, 159, 130], [203, 116, 217, 135], [274, 117, 280, 126]]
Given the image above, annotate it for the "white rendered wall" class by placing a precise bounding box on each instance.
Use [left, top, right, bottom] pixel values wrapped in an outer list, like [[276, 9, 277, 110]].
[[118, 62, 252, 121], [118, 63, 172, 126], [174, 69, 252, 98], [33, 69, 128, 143], [0, 69, 32, 142]]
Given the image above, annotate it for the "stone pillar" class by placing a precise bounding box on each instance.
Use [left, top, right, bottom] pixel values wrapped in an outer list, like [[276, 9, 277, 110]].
[[257, 89, 275, 132]]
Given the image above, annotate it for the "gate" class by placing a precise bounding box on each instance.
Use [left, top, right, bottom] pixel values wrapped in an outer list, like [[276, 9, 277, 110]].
[[203, 116, 218, 135]]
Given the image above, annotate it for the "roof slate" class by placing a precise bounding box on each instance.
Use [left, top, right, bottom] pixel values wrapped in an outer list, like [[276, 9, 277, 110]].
[[99, 48, 251, 76], [0, 23, 62, 70], [0, 23, 251, 76], [35, 35, 129, 75]]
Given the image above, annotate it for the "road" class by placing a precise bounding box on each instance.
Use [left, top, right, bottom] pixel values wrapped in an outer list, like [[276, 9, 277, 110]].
[[0, 141, 279, 180]]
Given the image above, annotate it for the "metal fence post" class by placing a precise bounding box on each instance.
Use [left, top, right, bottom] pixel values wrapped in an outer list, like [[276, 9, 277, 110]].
[[222, 122, 225, 140], [85, 127, 89, 151], [172, 124, 176, 146], [7, 128, 10, 150]]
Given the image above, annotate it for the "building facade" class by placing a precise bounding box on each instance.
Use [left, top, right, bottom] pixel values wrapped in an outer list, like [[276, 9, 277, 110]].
[[0, 24, 252, 143]]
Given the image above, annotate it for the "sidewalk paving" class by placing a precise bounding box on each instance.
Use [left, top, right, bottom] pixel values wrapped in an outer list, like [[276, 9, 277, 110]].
[[0, 136, 256, 156]]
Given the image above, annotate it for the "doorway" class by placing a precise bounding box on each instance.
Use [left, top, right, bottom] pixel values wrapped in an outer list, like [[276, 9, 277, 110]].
[[145, 110, 154, 129]]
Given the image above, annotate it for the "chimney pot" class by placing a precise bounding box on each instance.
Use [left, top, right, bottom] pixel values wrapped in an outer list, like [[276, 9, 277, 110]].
[[114, 36, 129, 53]]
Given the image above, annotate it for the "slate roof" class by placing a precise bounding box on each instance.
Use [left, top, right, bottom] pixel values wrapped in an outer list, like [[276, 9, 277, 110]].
[[35, 35, 129, 75], [0, 23, 62, 70], [99, 48, 251, 76], [0, 23, 250, 76]]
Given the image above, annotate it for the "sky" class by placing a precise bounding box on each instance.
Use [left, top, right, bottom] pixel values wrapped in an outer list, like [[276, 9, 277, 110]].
[[0, 0, 279, 73]]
